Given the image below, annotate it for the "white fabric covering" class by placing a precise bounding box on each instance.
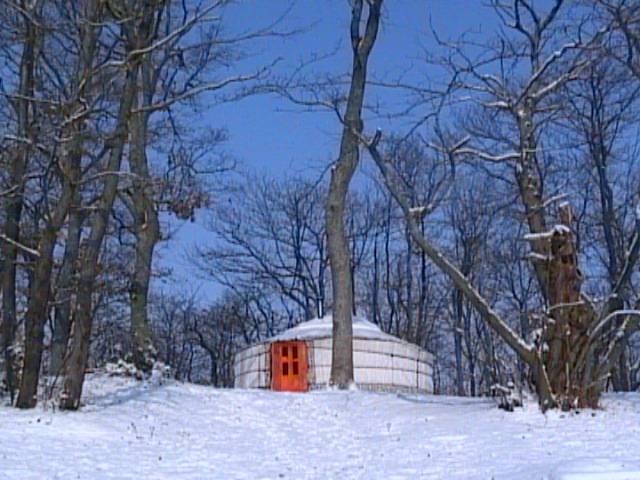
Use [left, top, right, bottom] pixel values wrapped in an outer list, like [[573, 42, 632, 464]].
[[234, 343, 269, 389], [234, 315, 434, 393]]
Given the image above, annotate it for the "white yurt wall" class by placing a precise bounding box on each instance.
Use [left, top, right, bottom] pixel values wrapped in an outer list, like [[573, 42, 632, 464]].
[[234, 343, 270, 389], [305, 337, 433, 392]]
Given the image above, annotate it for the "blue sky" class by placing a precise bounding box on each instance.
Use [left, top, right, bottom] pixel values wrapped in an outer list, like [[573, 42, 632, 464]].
[[154, 0, 499, 300], [215, 0, 497, 174]]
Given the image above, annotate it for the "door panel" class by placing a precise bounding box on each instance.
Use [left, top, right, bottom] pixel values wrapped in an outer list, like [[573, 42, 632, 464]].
[[271, 341, 308, 392]]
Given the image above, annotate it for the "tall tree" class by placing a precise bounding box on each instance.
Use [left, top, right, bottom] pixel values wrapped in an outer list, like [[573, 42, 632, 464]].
[[326, 0, 382, 388], [16, 0, 104, 409], [59, 0, 155, 410], [125, 53, 160, 374], [363, 0, 640, 410], [0, 0, 41, 403]]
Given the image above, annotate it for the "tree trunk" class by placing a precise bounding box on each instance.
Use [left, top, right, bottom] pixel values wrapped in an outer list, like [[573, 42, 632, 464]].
[[326, 0, 382, 389], [404, 228, 414, 338], [16, 222, 69, 407], [1, 1, 38, 403], [371, 233, 379, 326], [515, 106, 549, 300], [453, 288, 465, 396], [464, 309, 476, 397], [514, 104, 603, 409], [16, 131, 85, 409], [15, 0, 102, 408], [49, 197, 83, 376], [59, 0, 163, 409], [1, 180, 27, 403], [17, 122, 85, 409], [128, 97, 159, 374], [60, 66, 138, 410]]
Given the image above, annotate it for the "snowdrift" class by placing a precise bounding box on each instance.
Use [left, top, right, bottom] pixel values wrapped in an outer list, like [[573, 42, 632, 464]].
[[1, 375, 639, 479]]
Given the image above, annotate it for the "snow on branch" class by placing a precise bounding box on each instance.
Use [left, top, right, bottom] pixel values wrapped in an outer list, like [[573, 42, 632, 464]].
[[588, 309, 640, 342], [526, 252, 551, 263], [451, 146, 520, 163], [540, 194, 569, 209], [523, 224, 571, 242], [363, 128, 536, 365], [0, 234, 40, 258], [409, 205, 431, 220]]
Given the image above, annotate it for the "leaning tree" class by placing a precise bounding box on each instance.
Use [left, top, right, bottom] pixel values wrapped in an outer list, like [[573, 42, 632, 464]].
[[360, 0, 639, 410]]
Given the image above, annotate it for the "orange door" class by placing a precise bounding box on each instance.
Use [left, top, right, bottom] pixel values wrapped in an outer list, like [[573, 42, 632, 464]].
[[271, 341, 308, 392]]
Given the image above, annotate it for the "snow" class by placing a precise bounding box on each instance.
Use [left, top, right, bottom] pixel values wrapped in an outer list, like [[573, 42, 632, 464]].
[[527, 252, 552, 262], [409, 206, 429, 217], [553, 459, 640, 480], [523, 224, 571, 242], [553, 224, 572, 234], [1, 376, 640, 479], [271, 314, 398, 342]]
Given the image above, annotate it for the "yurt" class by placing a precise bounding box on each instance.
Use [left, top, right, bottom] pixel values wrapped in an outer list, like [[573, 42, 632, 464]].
[[233, 315, 434, 393]]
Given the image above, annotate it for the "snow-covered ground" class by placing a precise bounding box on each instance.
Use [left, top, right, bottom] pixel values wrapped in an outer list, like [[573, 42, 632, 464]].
[[1, 376, 640, 479]]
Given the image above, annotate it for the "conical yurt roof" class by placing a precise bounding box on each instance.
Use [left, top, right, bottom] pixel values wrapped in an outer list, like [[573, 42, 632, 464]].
[[271, 314, 399, 342]]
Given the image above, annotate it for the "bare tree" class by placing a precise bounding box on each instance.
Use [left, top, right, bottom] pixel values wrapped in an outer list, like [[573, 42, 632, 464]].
[[15, 0, 104, 409], [360, 0, 640, 408], [0, 0, 41, 403], [326, 0, 382, 388], [49, 192, 84, 376], [196, 175, 330, 323], [446, 179, 494, 396], [59, 0, 158, 410], [564, 58, 640, 391]]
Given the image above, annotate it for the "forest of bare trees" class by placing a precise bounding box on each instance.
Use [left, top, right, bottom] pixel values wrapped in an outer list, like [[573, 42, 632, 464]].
[[1, 0, 639, 412]]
